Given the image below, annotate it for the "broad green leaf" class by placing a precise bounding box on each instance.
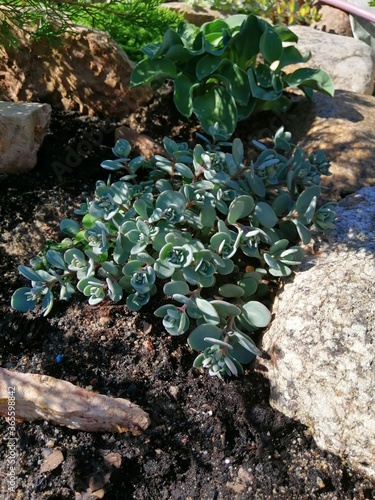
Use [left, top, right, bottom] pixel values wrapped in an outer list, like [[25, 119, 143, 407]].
[[154, 29, 184, 58], [174, 74, 194, 118], [259, 26, 282, 63], [130, 58, 177, 87], [193, 86, 237, 139], [196, 54, 223, 80], [234, 14, 261, 69], [248, 67, 283, 101], [277, 46, 310, 71], [215, 62, 250, 106], [284, 68, 334, 97], [273, 24, 299, 42], [237, 97, 257, 121]]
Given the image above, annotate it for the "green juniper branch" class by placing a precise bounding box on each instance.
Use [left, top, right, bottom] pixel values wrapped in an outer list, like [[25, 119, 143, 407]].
[[0, 0, 183, 60]]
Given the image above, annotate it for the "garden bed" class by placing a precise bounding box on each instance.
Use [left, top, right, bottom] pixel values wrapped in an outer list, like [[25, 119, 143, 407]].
[[0, 89, 374, 499]]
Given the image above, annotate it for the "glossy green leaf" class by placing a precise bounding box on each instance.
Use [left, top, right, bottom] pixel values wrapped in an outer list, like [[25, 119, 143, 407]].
[[284, 68, 334, 97], [130, 58, 177, 86], [259, 26, 282, 63], [193, 86, 237, 139], [196, 54, 223, 80], [174, 74, 194, 117]]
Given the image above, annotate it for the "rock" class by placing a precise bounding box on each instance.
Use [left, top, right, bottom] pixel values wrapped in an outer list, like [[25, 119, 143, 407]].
[[260, 186, 375, 479], [0, 367, 151, 434], [286, 89, 375, 201], [312, 5, 352, 36], [289, 25, 375, 95], [0, 101, 51, 175], [161, 2, 224, 25], [115, 126, 165, 159], [0, 26, 152, 118]]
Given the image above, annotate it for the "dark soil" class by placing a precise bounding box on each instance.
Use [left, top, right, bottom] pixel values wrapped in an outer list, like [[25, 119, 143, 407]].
[[0, 89, 374, 499]]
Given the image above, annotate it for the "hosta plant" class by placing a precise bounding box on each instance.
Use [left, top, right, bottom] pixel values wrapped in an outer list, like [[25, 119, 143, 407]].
[[11, 128, 336, 378], [130, 14, 334, 140]]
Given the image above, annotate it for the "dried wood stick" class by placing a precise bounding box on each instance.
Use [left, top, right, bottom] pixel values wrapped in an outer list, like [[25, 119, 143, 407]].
[[0, 368, 150, 434]]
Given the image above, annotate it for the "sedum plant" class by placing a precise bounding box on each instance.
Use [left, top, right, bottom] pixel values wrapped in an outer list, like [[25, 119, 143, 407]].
[[11, 129, 336, 378], [130, 14, 334, 140]]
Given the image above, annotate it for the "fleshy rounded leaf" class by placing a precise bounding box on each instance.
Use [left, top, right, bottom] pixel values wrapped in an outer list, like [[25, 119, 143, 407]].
[[188, 324, 222, 351], [11, 287, 38, 312], [241, 301, 271, 328]]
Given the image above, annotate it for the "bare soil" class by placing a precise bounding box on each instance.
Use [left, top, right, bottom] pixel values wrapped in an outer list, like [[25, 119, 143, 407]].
[[0, 89, 374, 499]]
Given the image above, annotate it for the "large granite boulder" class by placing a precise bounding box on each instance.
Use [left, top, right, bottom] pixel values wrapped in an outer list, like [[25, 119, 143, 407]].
[[287, 90, 375, 201], [289, 25, 375, 95], [0, 101, 51, 175], [260, 186, 375, 479], [0, 26, 152, 119]]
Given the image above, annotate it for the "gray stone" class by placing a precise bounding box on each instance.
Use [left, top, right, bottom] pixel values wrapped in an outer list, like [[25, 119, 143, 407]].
[[286, 90, 375, 201], [289, 25, 375, 95], [0, 101, 51, 174], [260, 187, 375, 479]]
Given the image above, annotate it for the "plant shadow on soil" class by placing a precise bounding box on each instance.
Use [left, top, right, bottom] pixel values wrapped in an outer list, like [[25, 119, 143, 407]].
[[0, 90, 374, 499]]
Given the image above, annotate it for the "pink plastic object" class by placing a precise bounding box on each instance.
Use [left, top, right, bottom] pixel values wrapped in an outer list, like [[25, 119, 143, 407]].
[[318, 0, 375, 23]]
